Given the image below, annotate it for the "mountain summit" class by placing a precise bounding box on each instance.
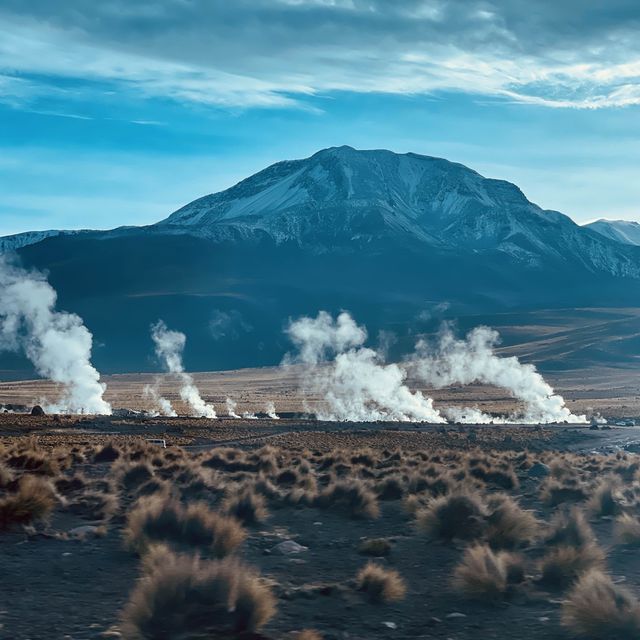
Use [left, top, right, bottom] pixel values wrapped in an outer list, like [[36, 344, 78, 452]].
[[156, 146, 638, 277]]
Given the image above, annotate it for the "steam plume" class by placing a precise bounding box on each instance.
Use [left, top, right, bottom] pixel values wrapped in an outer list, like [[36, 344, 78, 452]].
[[0, 256, 111, 414], [225, 397, 240, 418], [151, 321, 216, 419], [411, 326, 586, 424], [265, 401, 279, 419], [143, 383, 176, 417], [286, 311, 444, 423]]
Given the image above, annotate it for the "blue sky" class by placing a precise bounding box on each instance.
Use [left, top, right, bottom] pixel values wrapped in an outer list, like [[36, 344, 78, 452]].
[[2, 0, 640, 235]]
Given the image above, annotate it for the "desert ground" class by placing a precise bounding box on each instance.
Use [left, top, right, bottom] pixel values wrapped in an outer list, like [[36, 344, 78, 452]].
[[1, 362, 640, 420], [2, 367, 640, 639]]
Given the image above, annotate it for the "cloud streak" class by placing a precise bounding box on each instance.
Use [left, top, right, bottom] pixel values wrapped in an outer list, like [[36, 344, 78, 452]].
[[2, 1, 640, 110]]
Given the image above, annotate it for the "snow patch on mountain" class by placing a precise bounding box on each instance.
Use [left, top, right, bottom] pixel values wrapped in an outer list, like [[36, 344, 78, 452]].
[[585, 219, 640, 246]]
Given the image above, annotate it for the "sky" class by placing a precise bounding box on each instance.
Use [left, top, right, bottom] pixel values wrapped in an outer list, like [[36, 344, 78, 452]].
[[2, 0, 640, 236]]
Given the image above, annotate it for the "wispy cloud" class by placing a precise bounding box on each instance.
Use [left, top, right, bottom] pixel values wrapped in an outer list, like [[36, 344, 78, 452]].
[[1, 2, 640, 111]]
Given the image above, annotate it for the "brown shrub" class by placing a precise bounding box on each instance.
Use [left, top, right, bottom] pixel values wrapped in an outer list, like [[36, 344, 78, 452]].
[[117, 462, 155, 492], [94, 442, 121, 463], [68, 490, 119, 522], [562, 570, 640, 638], [547, 508, 595, 549], [451, 544, 520, 602], [221, 486, 269, 525], [124, 494, 246, 556], [614, 513, 640, 546], [358, 538, 392, 557], [485, 494, 539, 549], [6, 450, 59, 476], [587, 477, 624, 517], [356, 562, 407, 603], [0, 462, 14, 488], [541, 478, 588, 506], [121, 549, 276, 638], [469, 464, 519, 490], [539, 544, 605, 589], [416, 492, 487, 541], [315, 480, 380, 519], [0, 475, 57, 529], [376, 474, 405, 500]]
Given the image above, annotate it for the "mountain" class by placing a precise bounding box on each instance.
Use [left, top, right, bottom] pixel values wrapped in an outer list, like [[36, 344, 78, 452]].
[[584, 219, 640, 246], [4, 146, 640, 375], [157, 146, 638, 276], [0, 229, 88, 253]]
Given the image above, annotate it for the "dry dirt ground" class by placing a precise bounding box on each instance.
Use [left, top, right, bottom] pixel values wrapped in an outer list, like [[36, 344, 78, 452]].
[[3, 415, 640, 639], [1, 363, 640, 420]]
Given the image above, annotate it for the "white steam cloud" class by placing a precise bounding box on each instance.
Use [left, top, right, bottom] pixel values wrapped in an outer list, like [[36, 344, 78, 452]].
[[0, 256, 111, 414], [265, 401, 279, 419], [286, 311, 445, 423], [143, 383, 177, 417], [225, 397, 240, 418], [286, 311, 585, 424], [151, 321, 216, 419], [410, 326, 586, 424]]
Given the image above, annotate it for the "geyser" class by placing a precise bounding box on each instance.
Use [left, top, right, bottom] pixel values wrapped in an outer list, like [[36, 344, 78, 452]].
[[150, 321, 216, 419], [286, 311, 445, 422], [0, 256, 111, 414]]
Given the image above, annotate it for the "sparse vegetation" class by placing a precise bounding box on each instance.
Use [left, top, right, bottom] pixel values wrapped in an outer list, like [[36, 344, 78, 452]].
[[562, 570, 640, 638], [356, 562, 407, 603], [451, 543, 521, 602], [121, 549, 276, 639], [124, 494, 246, 556]]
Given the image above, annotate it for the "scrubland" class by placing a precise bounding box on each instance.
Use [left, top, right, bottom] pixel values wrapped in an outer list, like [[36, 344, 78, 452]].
[[2, 417, 640, 639]]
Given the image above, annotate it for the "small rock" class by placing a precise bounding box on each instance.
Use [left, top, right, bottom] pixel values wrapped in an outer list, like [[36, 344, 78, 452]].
[[528, 462, 551, 478], [69, 525, 100, 539], [272, 540, 308, 555], [30, 405, 45, 416], [446, 612, 467, 619]]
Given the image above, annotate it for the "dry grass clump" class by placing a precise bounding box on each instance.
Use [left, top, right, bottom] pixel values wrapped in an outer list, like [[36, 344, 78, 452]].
[[93, 442, 121, 463], [68, 490, 119, 522], [54, 473, 87, 496], [221, 486, 269, 525], [451, 543, 522, 602], [469, 464, 519, 490], [6, 449, 59, 476], [587, 477, 624, 517], [315, 479, 380, 519], [116, 462, 155, 492], [614, 513, 640, 546], [0, 475, 58, 530], [416, 492, 487, 541], [539, 543, 605, 589], [562, 570, 640, 638], [486, 494, 539, 549], [356, 562, 407, 603], [124, 494, 245, 556], [547, 508, 595, 548], [121, 548, 276, 639], [376, 474, 405, 500], [0, 462, 14, 488], [358, 538, 392, 557], [540, 478, 588, 507]]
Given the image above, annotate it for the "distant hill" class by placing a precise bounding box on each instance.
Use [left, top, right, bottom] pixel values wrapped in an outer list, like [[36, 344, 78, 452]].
[[4, 146, 640, 375], [584, 219, 640, 246]]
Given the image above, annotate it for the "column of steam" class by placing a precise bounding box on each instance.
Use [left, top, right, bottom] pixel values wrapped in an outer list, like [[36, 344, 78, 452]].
[[150, 321, 216, 418], [0, 256, 111, 415]]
